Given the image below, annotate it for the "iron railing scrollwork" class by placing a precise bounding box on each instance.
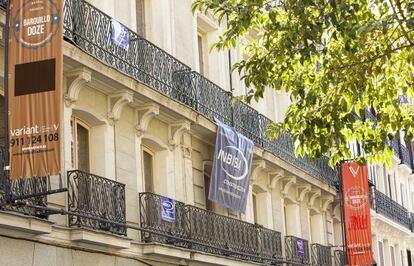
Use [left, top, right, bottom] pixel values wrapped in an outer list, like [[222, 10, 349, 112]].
[[139, 192, 282, 264], [370, 188, 410, 229], [139, 192, 188, 248], [311, 243, 332, 266], [0, 146, 49, 217], [68, 170, 126, 235], [190, 71, 233, 126], [409, 212, 414, 232], [285, 235, 310, 265], [62, 0, 339, 187], [334, 249, 346, 266], [399, 142, 412, 168]]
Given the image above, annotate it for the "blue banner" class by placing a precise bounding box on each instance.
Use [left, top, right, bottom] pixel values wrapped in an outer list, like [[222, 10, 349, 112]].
[[111, 19, 129, 50], [208, 119, 253, 213], [160, 196, 175, 223]]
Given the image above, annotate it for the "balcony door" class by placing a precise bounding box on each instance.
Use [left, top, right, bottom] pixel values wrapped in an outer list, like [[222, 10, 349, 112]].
[[71, 117, 90, 172], [142, 147, 154, 193]]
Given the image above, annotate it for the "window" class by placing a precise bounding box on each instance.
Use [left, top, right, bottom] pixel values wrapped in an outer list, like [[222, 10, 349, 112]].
[[142, 148, 154, 193], [136, 0, 145, 36], [71, 117, 90, 172], [197, 34, 205, 75], [401, 183, 405, 207], [388, 174, 393, 199], [204, 174, 212, 211], [252, 193, 258, 224]]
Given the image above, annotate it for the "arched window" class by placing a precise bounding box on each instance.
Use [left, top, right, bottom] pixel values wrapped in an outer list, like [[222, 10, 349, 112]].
[[71, 117, 90, 172]]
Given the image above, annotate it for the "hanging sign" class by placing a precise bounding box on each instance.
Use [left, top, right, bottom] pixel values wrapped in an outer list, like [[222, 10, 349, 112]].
[[160, 196, 176, 223], [208, 119, 253, 213], [8, 0, 63, 179], [342, 162, 373, 266], [111, 19, 129, 50], [297, 238, 305, 255]]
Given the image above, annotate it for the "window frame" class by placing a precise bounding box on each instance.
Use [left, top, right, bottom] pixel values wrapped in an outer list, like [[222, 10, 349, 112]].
[[71, 116, 91, 172]]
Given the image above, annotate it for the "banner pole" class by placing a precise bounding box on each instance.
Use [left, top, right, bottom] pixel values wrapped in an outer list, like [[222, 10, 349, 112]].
[[339, 161, 348, 266], [3, 0, 10, 202]]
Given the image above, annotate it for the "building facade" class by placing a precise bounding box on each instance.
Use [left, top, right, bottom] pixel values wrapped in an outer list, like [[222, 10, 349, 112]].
[[0, 0, 412, 265]]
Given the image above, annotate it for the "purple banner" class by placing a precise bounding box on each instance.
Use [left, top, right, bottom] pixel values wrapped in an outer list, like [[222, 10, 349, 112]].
[[297, 239, 305, 255]]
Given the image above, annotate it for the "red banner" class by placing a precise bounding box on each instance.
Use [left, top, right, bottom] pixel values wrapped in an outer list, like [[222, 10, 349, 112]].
[[342, 162, 373, 266]]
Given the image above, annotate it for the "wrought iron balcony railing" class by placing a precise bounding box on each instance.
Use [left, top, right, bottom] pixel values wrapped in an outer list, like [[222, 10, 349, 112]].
[[410, 212, 414, 232], [370, 188, 410, 229], [311, 243, 332, 266], [0, 146, 50, 217], [399, 142, 412, 169], [139, 192, 283, 264], [285, 235, 310, 265], [68, 170, 127, 235], [60, 0, 338, 187], [334, 249, 346, 266]]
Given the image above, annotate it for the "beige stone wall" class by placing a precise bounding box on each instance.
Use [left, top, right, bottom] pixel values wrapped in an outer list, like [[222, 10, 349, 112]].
[[0, 236, 170, 266]]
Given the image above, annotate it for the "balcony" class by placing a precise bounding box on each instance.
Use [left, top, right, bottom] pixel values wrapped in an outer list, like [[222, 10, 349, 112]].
[[310, 243, 332, 266], [58, 0, 339, 187], [68, 170, 127, 235], [139, 192, 283, 264], [333, 249, 346, 266], [285, 236, 310, 265], [370, 188, 410, 229]]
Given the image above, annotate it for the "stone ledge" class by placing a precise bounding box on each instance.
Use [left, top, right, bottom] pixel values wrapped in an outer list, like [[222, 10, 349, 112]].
[[191, 251, 263, 266], [70, 228, 131, 249], [0, 210, 53, 234], [141, 243, 191, 260]]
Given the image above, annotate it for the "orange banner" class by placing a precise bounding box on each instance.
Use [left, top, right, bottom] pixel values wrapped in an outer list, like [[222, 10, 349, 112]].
[[8, 0, 63, 179], [342, 162, 373, 266]]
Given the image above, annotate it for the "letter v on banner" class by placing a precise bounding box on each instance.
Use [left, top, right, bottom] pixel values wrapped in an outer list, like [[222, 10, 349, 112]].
[[341, 161, 373, 266], [7, 0, 63, 179]]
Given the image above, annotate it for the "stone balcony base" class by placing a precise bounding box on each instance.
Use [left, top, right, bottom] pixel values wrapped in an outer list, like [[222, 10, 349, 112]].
[[0, 210, 53, 235], [70, 228, 131, 249]]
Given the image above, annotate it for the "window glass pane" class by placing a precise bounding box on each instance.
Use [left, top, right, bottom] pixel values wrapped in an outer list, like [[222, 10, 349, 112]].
[[204, 174, 212, 211], [77, 123, 89, 172], [253, 194, 258, 223], [143, 151, 153, 192], [136, 0, 145, 36], [198, 35, 204, 75]]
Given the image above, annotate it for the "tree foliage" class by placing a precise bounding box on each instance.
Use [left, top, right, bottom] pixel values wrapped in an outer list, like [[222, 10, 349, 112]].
[[192, 0, 414, 166]]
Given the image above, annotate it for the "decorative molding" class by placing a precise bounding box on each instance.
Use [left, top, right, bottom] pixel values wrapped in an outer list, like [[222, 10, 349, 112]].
[[321, 195, 334, 212], [280, 176, 296, 197], [181, 145, 192, 159], [269, 169, 285, 189], [135, 103, 159, 137], [308, 189, 321, 208], [296, 184, 311, 202], [332, 202, 341, 221], [251, 160, 267, 182], [64, 67, 92, 107], [168, 120, 191, 150], [108, 90, 133, 125]]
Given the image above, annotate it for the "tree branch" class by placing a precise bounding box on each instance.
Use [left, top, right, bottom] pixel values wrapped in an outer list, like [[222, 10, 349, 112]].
[[335, 43, 414, 71], [389, 0, 414, 45]]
